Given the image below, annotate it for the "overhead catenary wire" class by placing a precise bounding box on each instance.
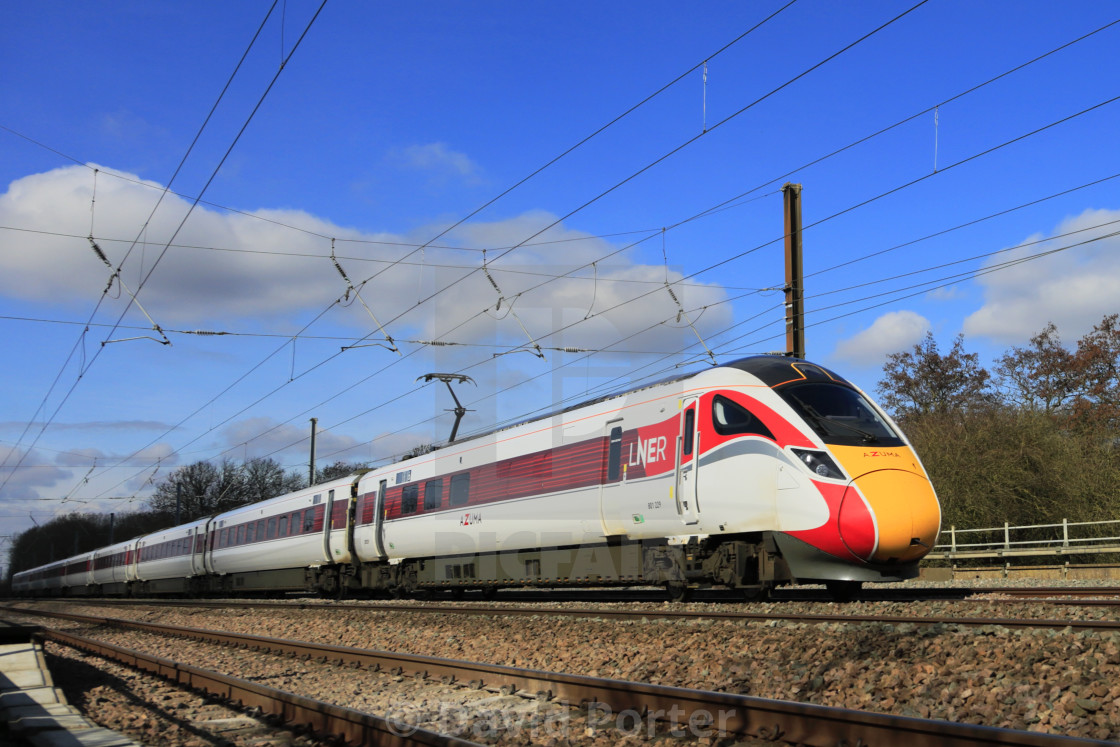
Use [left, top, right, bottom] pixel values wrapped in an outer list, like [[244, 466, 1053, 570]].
[[338, 0, 933, 360], [13, 4, 1115, 501], [331, 16, 1120, 370], [320, 0, 801, 312], [64, 82, 1120, 500], [454, 92, 1120, 368], [0, 0, 291, 495], [8, 11, 1113, 284], [220, 213, 1120, 469], [39, 4, 839, 497]]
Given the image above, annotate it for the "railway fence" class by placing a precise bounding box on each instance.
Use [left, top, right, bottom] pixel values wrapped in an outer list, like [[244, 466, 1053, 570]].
[[925, 518, 1120, 562]]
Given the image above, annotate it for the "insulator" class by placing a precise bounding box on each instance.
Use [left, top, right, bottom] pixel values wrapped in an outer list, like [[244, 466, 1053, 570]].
[[485, 268, 502, 295], [332, 257, 351, 283], [88, 238, 111, 267]]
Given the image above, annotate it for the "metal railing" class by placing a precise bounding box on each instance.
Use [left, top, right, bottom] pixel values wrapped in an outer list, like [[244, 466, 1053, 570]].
[[926, 518, 1120, 560]]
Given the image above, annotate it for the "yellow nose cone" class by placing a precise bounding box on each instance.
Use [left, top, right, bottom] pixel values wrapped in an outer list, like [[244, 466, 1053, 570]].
[[852, 469, 940, 563], [830, 446, 941, 564]]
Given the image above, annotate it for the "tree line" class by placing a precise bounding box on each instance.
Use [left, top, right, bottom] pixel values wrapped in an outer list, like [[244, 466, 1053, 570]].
[[5, 459, 363, 577], [876, 314, 1120, 533]]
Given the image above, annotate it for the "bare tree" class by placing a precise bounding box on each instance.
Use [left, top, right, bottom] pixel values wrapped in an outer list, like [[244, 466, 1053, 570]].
[[242, 457, 303, 504], [314, 460, 366, 484], [149, 461, 220, 518], [995, 322, 1078, 414], [877, 332, 993, 420], [1072, 313, 1120, 429]]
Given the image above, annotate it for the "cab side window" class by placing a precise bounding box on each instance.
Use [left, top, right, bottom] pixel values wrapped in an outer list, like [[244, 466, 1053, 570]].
[[712, 395, 774, 440]]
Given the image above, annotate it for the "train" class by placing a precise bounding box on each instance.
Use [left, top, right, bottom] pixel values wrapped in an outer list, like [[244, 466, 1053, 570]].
[[12, 355, 941, 601]]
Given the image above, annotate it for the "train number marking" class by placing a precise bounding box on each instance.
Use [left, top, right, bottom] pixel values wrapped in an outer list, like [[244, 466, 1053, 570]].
[[647, 501, 662, 510]]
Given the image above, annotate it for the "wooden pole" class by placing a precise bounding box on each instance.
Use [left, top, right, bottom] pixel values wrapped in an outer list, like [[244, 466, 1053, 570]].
[[783, 183, 805, 359]]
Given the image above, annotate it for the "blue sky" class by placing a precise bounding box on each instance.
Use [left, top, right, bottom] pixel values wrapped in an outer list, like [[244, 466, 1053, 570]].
[[2, 1, 1119, 561]]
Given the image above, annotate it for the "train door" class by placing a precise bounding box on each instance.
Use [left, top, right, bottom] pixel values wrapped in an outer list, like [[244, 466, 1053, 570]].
[[191, 523, 209, 577], [322, 489, 338, 562], [598, 419, 626, 535], [203, 519, 216, 575], [373, 479, 388, 558], [675, 397, 700, 525], [326, 488, 354, 563]]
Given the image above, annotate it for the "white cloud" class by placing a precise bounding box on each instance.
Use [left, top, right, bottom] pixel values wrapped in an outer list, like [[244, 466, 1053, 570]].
[[832, 310, 931, 368], [0, 165, 735, 520], [222, 416, 361, 462], [392, 142, 482, 185], [925, 285, 964, 301], [963, 208, 1120, 344], [0, 445, 71, 501], [0, 166, 730, 356]]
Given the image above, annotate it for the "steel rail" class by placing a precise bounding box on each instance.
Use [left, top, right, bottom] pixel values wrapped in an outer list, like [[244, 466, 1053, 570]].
[[9, 606, 1113, 747], [15, 596, 1119, 631], [973, 587, 1120, 598], [35, 626, 482, 747]]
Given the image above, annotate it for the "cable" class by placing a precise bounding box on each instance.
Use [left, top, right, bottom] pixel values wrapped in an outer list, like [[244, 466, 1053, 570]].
[[324, 1, 800, 309], [19, 4, 1111, 501], [0, 1, 290, 494], [344, 0, 932, 357], [45, 4, 846, 497], [716, 229, 1120, 358]]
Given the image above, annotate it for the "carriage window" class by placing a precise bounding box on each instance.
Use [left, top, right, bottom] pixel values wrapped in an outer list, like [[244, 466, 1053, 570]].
[[449, 473, 471, 507], [303, 511, 315, 533], [401, 484, 419, 514], [712, 395, 775, 440], [424, 479, 443, 510], [267, 517, 277, 539], [279, 516, 288, 537], [246, 523, 256, 543]]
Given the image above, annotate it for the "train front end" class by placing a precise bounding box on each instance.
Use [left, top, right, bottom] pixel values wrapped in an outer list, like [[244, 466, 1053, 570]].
[[738, 358, 941, 584]]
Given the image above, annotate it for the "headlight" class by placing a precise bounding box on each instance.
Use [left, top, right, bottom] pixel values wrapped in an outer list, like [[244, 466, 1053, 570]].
[[790, 448, 846, 480]]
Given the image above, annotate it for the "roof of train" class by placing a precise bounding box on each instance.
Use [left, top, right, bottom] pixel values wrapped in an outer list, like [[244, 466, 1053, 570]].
[[402, 355, 854, 459]]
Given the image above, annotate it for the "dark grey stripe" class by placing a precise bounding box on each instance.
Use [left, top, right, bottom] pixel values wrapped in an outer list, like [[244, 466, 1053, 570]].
[[698, 438, 796, 469]]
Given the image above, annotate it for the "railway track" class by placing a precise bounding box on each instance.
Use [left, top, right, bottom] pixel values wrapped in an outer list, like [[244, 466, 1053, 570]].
[[970, 586, 1120, 599], [5, 606, 1110, 747], [12, 582, 1120, 605], [39, 626, 481, 747], [14, 595, 1119, 632]]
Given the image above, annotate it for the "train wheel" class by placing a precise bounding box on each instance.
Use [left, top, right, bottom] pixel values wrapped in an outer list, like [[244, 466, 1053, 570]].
[[740, 585, 770, 602], [664, 582, 691, 602], [825, 580, 862, 602]]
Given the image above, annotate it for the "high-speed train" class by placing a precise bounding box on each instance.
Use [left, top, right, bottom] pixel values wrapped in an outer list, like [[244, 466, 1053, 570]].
[[12, 356, 941, 600]]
